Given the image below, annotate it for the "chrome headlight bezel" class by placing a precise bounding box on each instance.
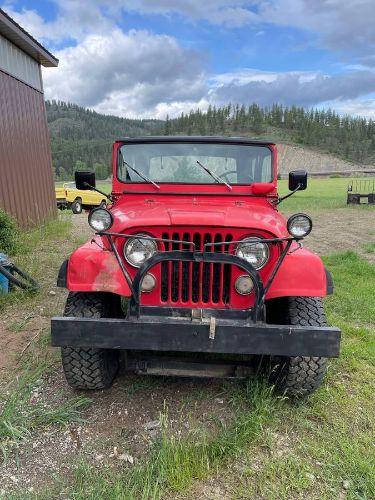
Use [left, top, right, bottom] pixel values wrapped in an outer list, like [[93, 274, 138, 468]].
[[123, 233, 158, 268], [235, 236, 270, 270], [88, 207, 113, 232], [287, 213, 312, 238]]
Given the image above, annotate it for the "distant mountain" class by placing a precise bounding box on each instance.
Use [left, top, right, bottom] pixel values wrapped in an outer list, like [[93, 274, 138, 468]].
[[46, 101, 375, 181], [46, 100, 162, 180]]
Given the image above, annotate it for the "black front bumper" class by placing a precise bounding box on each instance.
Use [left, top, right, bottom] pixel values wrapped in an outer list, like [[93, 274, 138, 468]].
[[51, 315, 341, 357]]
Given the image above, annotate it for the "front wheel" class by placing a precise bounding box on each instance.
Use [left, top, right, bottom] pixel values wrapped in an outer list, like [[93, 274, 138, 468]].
[[61, 292, 120, 390], [71, 198, 82, 214], [267, 297, 328, 398], [61, 347, 119, 390]]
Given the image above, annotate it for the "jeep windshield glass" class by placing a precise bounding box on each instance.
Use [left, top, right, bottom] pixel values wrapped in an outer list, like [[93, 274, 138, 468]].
[[118, 143, 272, 185]]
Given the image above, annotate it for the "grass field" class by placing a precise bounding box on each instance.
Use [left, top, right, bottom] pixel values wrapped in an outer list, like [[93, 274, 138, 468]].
[[279, 177, 372, 211], [1, 178, 374, 498]]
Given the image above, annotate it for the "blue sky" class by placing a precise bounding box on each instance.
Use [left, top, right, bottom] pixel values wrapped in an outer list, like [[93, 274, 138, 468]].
[[2, 0, 375, 118]]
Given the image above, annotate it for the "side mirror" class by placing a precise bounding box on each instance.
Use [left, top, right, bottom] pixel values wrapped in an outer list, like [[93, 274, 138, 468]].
[[289, 170, 307, 191], [75, 171, 96, 190]]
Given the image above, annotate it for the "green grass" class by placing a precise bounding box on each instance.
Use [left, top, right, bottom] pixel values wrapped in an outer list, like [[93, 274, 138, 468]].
[[363, 241, 375, 254], [0, 209, 21, 255], [21, 215, 71, 251], [0, 214, 72, 312], [324, 252, 375, 326], [0, 366, 91, 459], [36, 382, 280, 500], [278, 177, 372, 212]]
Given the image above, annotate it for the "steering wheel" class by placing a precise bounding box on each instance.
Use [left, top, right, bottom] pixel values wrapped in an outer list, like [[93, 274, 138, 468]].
[[218, 170, 237, 183]]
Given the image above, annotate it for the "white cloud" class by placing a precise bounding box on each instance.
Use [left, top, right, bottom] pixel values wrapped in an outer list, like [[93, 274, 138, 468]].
[[210, 68, 314, 86], [2, 0, 260, 43], [330, 98, 375, 119], [210, 69, 375, 109], [257, 0, 375, 65], [150, 98, 210, 120], [126, 1, 259, 27], [2, 1, 114, 43], [4, 0, 375, 60], [42, 29, 207, 117], [44, 48, 375, 118]]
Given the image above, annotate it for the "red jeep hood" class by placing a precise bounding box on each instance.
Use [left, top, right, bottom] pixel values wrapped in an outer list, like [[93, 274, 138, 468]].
[[110, 197, 287, 237]]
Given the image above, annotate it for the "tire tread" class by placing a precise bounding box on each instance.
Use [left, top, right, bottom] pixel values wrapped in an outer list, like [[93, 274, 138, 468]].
[[61, 292, 118, 390], [271, 297, 328, 398]]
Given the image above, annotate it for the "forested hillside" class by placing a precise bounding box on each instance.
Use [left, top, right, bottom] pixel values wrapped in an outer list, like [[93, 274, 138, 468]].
[[47, 101, 375, 180], [46, 101, 161, 180], [166, 105, 375, 165]]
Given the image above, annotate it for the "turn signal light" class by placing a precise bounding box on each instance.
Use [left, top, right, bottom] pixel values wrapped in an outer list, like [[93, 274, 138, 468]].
[[235, 275, 254, 295]]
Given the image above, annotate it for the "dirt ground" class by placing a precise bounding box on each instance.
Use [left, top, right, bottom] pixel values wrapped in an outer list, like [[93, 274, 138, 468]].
[[304, 208, 375, 264], [0, 207, 374, 495]]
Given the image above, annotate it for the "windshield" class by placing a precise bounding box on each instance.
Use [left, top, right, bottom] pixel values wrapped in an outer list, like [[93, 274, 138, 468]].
[[118, 143, 273, 185]]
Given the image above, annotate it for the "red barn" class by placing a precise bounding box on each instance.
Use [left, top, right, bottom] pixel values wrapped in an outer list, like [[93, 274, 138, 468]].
[[0, 8, 58, 226]]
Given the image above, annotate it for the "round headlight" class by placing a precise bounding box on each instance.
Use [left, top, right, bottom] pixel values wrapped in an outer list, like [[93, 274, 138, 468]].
[[124, 234, 157, 267], [236, 237, 269, 270], [287, 214, 312, 237], [88, 208, 113, 232]]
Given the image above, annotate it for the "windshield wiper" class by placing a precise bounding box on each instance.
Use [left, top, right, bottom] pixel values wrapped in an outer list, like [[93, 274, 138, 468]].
[[123, 161, 160, 190], [196, 160, 232, 191]]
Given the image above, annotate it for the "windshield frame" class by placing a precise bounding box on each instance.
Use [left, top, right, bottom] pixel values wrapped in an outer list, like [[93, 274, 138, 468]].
[[116, 140, 275, 187]]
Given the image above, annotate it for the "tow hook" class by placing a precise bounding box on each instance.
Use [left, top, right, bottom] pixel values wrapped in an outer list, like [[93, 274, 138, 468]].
[[191, 309, 216, 340], [209, 316, 216, 340]]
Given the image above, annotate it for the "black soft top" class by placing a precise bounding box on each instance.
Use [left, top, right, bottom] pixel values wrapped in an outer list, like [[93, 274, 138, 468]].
[[116, 136, 275, 146]]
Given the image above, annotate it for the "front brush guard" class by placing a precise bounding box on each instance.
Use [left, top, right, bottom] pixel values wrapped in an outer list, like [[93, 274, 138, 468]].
[[130, 251, 265, 321], [98, 232, 296, 321]]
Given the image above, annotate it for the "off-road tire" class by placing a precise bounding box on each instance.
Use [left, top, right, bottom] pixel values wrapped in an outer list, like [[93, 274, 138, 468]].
[[268, 297, 328, 398], [61, 292, 119, 390], [71, 198, 82, 214]]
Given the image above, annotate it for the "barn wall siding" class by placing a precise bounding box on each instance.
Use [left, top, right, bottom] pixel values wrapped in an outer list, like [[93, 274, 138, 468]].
[[0, 68, 56, 226]]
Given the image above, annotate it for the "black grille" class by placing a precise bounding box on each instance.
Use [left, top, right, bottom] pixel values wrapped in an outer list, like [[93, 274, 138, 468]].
[[160, 231, 233, 305]]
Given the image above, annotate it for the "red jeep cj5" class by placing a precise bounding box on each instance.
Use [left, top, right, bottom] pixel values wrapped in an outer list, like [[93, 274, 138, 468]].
[[52, 137, 341, 398]]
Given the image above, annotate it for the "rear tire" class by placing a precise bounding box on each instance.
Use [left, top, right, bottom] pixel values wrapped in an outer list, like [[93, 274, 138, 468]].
[[71, 198, 82, 214], [61, 292, 120, 390], [267, 297, 328, 398]]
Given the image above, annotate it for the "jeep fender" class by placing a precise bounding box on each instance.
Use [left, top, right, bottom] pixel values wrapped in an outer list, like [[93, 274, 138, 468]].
[[61, 239, 132, 295], [266, 247, 333, 299]]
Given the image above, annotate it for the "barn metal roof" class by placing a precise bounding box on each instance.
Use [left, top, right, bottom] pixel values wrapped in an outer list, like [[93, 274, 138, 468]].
[[0, 8, 58, 67]]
